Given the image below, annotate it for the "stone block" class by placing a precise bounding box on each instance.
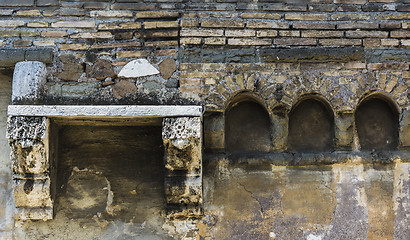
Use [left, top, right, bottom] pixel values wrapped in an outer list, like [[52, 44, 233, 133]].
[[293, 22, 335, 29], [0, 50, 25, 67], [116, 50, 150, 58], [16, 10, 40, 16], [11, 61, 47, 104], [162, 117, 201, 140], [274, 38, 317, 46], [201, 19, 244, 28], [159, 58, 177, 80], [246, 21, 289, 29], [118, 59, 159, 78], [335, 112, 354, 150], [241, 12, 281, 19], [41, 30, 67, 38], [0, 0, 34, 6], [181, 29, 224, 37], [51, 21, 95, 28], [135, 11, 179, 19], [11, 143, 48, 174], [400, 110, 410, 147], [36, 0, 58, 7], [13, 178, 52, 208], [228, 38, 271, 46], [90, 10, 133, 18], [285, 13, 328, 21], [7, 117, 47, 143], [0, 20, 24, 27], [70, 32, 112, 39], [86, 59, 116, 80], [25, 49, 53, 64], [164, 176, 202, 205]]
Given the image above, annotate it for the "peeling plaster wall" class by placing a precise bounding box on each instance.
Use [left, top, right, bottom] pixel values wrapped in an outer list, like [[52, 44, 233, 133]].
[[201, 155, 410, 240]]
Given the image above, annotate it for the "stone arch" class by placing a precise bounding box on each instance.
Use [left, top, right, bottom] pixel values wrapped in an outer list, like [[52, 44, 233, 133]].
[[288, 95, 335, 152], [225, 92, 272, 153], [355, 93, 399, 151]]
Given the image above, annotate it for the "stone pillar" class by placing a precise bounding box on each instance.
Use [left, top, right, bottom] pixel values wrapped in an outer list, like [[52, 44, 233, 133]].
[[7, 116, 54, 220], [162, 117, 202, 219], [399, 108, 410, 148], [335, 111, 354, 150]]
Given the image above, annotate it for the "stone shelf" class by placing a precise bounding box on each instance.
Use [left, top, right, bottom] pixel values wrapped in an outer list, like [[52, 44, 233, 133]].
[[8, 105, 203, 117]]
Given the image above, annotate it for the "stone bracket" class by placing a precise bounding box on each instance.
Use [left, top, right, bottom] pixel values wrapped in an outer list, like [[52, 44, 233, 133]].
[[7, 116, 53, 220], [162, 117, 203, 219]]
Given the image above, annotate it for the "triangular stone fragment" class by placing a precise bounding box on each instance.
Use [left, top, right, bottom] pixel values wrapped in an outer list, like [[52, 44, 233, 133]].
[[118, 59, 159, 78]]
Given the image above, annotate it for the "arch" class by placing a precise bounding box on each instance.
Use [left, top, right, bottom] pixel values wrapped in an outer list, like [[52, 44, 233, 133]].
[[355, 94, 399, 151], [288, 96, 335, 152], [225, 93, 272, 153]]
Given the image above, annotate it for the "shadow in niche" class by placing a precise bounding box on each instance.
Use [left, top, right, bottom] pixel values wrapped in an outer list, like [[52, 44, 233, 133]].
[[288, 98, 334, 153], [355, 97, 399, 151], [55, 125, 165, 222], [225, 101, 272, 154]]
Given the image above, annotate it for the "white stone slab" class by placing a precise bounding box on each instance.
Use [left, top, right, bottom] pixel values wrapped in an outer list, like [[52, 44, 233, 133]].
[[118, 59, 159, 78], [12, 61, 47, 103], [8, 105, 202, 117]]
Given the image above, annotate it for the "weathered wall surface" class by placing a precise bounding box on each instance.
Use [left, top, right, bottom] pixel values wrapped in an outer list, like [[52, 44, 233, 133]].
[[0, 0, 409, 239], [0, 70, 13, 240]]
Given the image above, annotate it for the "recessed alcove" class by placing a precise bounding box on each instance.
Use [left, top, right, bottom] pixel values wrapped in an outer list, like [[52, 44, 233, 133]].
[[225, 99, 271, 153], [288, 98, 334, 152], [355, 97, 399, 151]]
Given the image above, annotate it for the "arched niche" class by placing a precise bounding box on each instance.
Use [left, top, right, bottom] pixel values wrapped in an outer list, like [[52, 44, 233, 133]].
[[288, 97, 334, 152], [355, 95, 399, 151], [225, 97, 271, 153]]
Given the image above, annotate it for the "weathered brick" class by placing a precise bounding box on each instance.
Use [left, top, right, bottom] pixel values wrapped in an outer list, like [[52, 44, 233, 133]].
[[90, 10, 133, 18], [180, 72, 224, 78], [0, 30, 39, 37], [180, 38, 202, 45], [51, 21, 95, 28], [241, 13, 281, 19], [337, 5, 361, 12], [331, 14, 371, 21], [60, 43, 89, 51], [285, 14, 328, 21], [27, 22, 48, 28], [391, 31, 410, 38], [181, 19, 199, 28], [368, 63, 409, 70], [100, 22, 141, 30], [274, 38, 317, 46], [0, 0, 34, 7], [16, 10, 41, 16], [279, 30, 300, 37], [70, 32, 113, 39], [403, 23, 410, 29], [293, 22, 335, 29], [380, 22, 401, 29], [247, 21, 289, 29], [362, 3, 384, 12], [225, 30, 255, 37], [90, 42, 141, 49], [115, 32, 133, 40], [36, 0, 57, 6], [59, 8, 86, 16], [179, 86, 201, 94], [345, 62, 367, 69], [33, 40, 54, 47], [135, 11, 179, 19], [228, 38, 271, 46], [363, 38, 381, 48], [41, 30, 67, 38], [201, 19, 244, 28], [0, 9, 13, 15], [337, 22, 379, 29], [397, 4, 410, 11], [144, 21, 178, 29], [117, 50, 150, 58], [83, 2, 108, 9], [0, 20, 24, 27], [302, 31, 343, 38], [257, 30, 278, 37], [155, 49, 177, 56], [334, 0, 366, 3], [319, 39, 362, 46], [401, 39, 410, 46], [145, 40, 178, 47], [198, 12, 239, 18], [13, 40, 31, 47], [204, 37, 226, 45], [376, 14, 410, 20], [111, 3, 156, 11], [180, 78, 201, 86], [308, 4, 337, 12], [181, 29, 224, 37], [381, 39, 400, 46], [135, 30, 178, 38], [346, 31, 388, 38]]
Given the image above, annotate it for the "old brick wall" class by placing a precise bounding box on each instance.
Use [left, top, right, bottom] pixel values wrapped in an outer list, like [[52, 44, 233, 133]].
[[0, 0, 409, 239]]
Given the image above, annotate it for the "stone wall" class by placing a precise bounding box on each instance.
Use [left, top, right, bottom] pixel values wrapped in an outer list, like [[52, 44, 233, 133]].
[[0, 0, 409, 239]]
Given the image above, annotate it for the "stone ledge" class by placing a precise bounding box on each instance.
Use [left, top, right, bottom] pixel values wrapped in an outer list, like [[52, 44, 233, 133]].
[[0, 48, 53, 67], [8, 105, 203, 117]]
